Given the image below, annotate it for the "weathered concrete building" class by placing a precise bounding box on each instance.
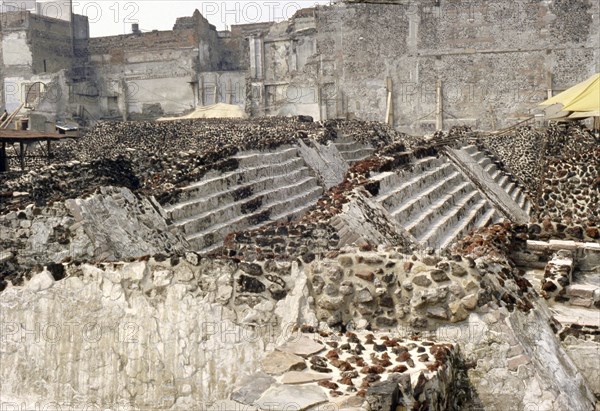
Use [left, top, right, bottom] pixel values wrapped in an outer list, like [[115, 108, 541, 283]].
[[0, 0, 87, 130], [249, 0, 600, 131], [83, 11, 262, 120], [1, 0, 599, 131]]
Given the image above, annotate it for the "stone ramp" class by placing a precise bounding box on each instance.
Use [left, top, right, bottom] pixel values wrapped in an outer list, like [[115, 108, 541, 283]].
[[371, 155, 501, 250], [445, 146, 531, 224], [163, 146, 324, 253]]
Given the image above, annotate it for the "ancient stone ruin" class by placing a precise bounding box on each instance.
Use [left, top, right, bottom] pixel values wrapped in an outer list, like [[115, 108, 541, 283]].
[[0, 116, 598, 410], [1, 0, 599, 410]]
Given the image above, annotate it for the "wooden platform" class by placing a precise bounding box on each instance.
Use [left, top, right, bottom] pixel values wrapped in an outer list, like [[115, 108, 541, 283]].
[[0, 131, 74, 172], [0, 130, 71, 142]]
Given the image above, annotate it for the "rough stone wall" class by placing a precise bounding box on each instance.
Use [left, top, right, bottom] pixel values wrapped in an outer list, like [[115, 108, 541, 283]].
[[0, 186, 187, 286], [479, 124, 599, 224], [249, 0, 599, 130], [306, 243, 537, 330], [0, 256, 309, 410], [561, 334, 600, 397], [539, 125, 599, 224], [84, 10, 245, 117], [27, 12, 73, 74], [478, 126, 546, 194]]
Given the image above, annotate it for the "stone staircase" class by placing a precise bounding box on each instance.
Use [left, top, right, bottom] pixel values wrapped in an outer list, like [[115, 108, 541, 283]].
[[461, 145, 532, 215], [333, 138, 375, 164], [371, 156, 501, 250], [163, 146, 323, 253]]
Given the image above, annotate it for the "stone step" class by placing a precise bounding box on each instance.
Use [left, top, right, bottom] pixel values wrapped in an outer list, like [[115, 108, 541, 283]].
[[334, 140, 372, 151], [376, 162, 454, 207], [478, 156, 493, 169], [437, 200, 493, 249], [496, 174, 509, 187], [565, 284, 600, 309], [193, 199, 319, 255], [463, 145, 479, 155], [340, 147, 375, 162], [174, 157, 306, 203], [415, 189, 482, 244], [389, 172, 465, 223], [234, 147, 300, 169], [188, 186, 322, 251], [176, 176, 319, 236], [371, 157, 443, 194], [166, 167, 312, 222], [470, 151, 486, 164], [485, 163, 499, 178], [514, 190, 524, 207], [506, 181, 516, 196], [400, 180, 471, 231]]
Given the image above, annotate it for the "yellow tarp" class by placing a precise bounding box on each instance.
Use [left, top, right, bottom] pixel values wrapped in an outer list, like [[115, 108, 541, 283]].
[[539, 73, 600, 122], [562, 77, 600, 112], [568, 110, 600, 119], [540, 73, 599, 107], [158, 103, 248, 121]]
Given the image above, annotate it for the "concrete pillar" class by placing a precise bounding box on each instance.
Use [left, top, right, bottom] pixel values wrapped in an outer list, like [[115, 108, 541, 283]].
[[200, 76, 205, 106], [118, 79, 128, 121], [227, 78, 232, 104], [436, 80, 443, 131], [386, 77, 394, 126], [249, 36, 264, 79]]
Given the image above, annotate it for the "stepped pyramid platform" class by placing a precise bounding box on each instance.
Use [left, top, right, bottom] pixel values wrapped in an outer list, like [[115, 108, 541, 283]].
[[163, 146, 323, 253], [371, 154, 502, 249], [332, 138, 375, 164], [456, 144, 532, 217]]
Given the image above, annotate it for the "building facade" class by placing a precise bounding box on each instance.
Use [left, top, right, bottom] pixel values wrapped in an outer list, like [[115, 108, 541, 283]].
[[1, 0, 599, 132]]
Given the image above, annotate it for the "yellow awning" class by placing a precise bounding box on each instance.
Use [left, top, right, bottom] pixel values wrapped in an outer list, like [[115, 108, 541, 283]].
[[540, 73, 599, 108], [562, 78, 600, 112], [568, 110, 600, 119]]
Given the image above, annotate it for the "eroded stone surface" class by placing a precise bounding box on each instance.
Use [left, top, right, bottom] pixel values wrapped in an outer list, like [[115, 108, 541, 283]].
[[261, 352, 307, 375], [276, 336, 325, 358], [254, 385, 328, 410]]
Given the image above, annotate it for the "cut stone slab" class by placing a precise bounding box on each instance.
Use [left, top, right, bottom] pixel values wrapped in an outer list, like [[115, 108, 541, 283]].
[[254, 384, 328, 410], [276, 336, 325, 357], [281, 371, 332, 384], [231, 372, 276, 405], [566, 284, 597, 299], [261, 351, 307, 375]]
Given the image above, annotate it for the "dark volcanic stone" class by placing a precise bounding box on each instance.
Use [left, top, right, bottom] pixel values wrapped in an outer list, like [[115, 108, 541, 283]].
[[46, 263, 66, 281], [239, 262, 263, 276], [542, 281, 558, 293], [238, 275, 266, 293], [302, 252, 316, 264], [429, 269, 449, 282], [376, 317, 397, 328]]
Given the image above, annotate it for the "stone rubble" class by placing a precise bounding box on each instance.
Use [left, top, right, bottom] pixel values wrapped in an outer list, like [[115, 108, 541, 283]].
[[233, 330, 469, 411], [0, 118, 598, 410]]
